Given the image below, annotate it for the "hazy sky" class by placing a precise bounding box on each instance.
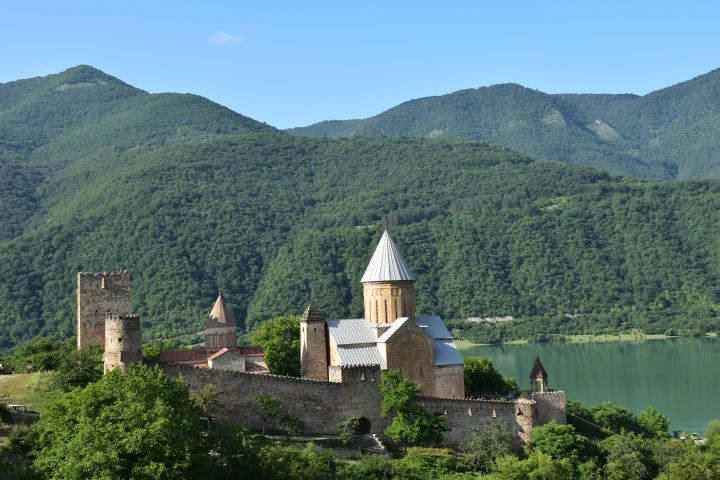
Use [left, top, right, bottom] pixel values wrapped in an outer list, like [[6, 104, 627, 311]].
[[1, 1, 718, 128]]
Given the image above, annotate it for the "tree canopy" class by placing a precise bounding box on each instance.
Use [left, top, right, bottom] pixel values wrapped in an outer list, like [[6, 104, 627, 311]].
[[30, 364, 206, 480], [250, 315, 301, 376], [380, 369, 448, 449]]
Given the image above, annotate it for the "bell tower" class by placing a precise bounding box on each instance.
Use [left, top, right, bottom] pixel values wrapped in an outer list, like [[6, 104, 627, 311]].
[[300, 304, 329, 380], [361, 231, 416, 324], [530, 355, 549, 392], [205, 290, 238, 351]]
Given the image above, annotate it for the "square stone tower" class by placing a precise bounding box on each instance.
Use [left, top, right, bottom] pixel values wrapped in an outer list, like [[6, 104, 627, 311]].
[[77, 271, 132, 350], [300, 304, 329, 380]]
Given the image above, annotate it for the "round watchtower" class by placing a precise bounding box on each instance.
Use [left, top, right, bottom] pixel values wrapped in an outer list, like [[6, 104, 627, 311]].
[[104, 314, 142, 372]]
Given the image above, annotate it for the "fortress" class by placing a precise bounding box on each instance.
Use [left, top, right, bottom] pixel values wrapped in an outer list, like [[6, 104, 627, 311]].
[[76, 231, 566, 446]]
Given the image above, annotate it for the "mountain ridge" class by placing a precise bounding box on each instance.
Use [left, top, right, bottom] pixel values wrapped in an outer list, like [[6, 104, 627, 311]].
[[1, 66, 720, 351], [289, 68, 720, 180]]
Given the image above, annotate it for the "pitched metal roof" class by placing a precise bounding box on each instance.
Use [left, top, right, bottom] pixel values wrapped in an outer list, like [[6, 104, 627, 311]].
[[530, 356, 548, 379], [206, 291, 237, 328], [326, 319, 377, 345], [415, 315, 453, 339], [377, 317, 409, 343], [361, 230, 416, 283], [433, 340, 464, 366], [336, 345, 387, 369]]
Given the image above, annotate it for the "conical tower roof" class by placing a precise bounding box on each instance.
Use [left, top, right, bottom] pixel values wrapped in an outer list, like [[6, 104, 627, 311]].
[[206, 290, 237, 328], [361, 230, 416, 283], [529, 355, 548, 380]]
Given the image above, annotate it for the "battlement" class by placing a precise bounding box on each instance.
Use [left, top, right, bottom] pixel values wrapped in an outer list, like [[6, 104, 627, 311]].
[[77, 270, 132, 350], [106, 314, 140, 321], [78, 270, 130, 278], [417, 395, 514, 405], [163, 363, 340, 385], [531, 389, 566, 397]]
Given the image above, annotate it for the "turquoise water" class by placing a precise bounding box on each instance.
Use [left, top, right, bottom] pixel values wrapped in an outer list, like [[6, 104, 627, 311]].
[[461, 337, 720, 433]]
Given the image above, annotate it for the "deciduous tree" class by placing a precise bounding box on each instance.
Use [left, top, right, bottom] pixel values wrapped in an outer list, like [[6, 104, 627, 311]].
[[250, 315, 300, 376]]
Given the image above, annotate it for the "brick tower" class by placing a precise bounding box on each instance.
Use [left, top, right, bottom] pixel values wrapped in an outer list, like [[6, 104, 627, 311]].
[[361, 231, 416, 324], [300, 304, 329, 380], [77, 271, 132, 350]]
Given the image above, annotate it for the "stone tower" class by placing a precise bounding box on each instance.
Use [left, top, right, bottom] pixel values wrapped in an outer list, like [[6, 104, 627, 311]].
[[205, 290, 238, 351], [77, 271, 132, 350], [103, 314, 142, 372], [361, 231, 416, 324], [530, 356, 549, 392], [300, 304, 329, 380]]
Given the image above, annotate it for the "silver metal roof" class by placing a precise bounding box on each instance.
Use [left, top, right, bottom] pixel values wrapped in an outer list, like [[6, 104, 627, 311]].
[[336, 345, 387, 369], [326, 318, 376, 345], [377, 317, 409, 343], [361, 230, 416, 283], [433, 340, 464, 366], [415, 315, 452, 339]]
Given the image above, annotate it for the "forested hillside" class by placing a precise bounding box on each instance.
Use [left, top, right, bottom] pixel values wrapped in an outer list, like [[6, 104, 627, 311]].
[[290, 68, 720, 180], [1, 66, 720, 350]]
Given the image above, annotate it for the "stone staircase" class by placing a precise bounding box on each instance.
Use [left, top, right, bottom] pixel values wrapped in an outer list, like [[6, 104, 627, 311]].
[[358, 433, 388, 455]]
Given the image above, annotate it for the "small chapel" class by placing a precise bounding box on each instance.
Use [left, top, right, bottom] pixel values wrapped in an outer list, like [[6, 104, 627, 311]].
[[300, 230, 465, 398]]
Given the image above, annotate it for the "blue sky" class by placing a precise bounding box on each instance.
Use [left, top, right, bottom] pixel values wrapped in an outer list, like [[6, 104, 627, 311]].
[[1, 1, 718, 128]]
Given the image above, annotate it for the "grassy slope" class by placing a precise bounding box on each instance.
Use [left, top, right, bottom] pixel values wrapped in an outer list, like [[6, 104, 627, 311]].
[[0, 374, 62, 414]]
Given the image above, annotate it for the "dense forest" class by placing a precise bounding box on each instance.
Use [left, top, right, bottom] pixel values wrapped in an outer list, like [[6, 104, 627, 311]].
[[1, 66, 720, 350], [290, 68, 720, 180]]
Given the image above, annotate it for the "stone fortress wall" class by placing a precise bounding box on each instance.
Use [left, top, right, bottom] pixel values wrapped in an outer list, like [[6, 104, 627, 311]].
[[161, 363, 565, 446], [78, 269, 566, 446]]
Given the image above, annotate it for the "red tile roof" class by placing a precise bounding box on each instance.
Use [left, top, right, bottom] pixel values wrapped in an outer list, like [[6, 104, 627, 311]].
[[159, 346, 264, 365], [207, 347, 230, 361], [236, 346, 264, 356], [246, 360, 269, 373], [158, 349, 208, 364], [206, 291, 237, 328]]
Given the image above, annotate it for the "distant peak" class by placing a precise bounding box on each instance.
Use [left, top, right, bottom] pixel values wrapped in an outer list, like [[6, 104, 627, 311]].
[[54, 65, 138, 91]]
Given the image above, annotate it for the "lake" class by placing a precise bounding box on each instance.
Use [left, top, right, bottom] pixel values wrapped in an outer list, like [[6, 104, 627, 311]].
[[460, 337, 720, 433]]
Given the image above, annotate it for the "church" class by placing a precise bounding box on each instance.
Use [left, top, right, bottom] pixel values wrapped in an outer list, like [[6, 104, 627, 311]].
[[300, 230, 465, 398]]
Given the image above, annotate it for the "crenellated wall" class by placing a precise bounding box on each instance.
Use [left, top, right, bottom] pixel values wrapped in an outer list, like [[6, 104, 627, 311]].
[[419, 396, 518, 446], [77, 271, 132, 350], [532, 390, 567, 426], [161, 363, 566, 446], [162, 364, 386, 435]]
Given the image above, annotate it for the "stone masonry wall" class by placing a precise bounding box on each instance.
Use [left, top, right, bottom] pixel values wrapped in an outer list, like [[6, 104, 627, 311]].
[[77, 271, 132, 350], [532, 390, 567, 425], [161, 363, 559, 447], [162, 364, 386, 435], [420, 396, 527, 447]]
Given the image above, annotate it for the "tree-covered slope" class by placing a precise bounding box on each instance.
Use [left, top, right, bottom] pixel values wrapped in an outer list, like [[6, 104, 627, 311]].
[[1, 66, 720, 350], [290, 69, 720, 181], [0, 65, 273, 241]]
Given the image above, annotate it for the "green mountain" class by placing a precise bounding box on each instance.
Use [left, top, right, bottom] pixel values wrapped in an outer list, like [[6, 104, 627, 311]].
[[1, 66, 720, 350], [289, 69, 720, 180]]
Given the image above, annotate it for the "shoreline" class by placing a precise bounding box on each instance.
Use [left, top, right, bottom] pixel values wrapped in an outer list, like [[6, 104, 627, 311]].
[[455, 332, 718, 349]]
